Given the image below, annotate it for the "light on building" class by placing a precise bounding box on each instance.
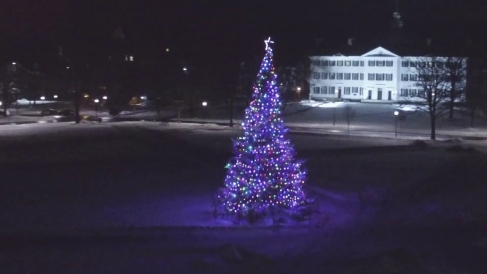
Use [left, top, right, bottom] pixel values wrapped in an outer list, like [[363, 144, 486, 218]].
[[183, 67, 187, 71], [297, 87, 301, 91], [140, 96, 146, 100], [394, 111, 399, 116], [53, 95, 58, 99], [125, 55, 128, 61], [202, 101, 208, 107], [41, 96, 45, 100], [12, 62, 16, 65], [94, 99, 99, 103], [0, 101, 2, 106], [166, 48, 170, 52], [130, 56, 134, 61], [66, 66, 70, 69], [84, 94, 89, 98], [103, 96, 107, 100]]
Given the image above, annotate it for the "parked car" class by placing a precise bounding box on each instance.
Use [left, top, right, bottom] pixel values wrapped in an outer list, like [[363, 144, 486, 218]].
[[40, 109, 58, 116], [40, 109, 75, 117]]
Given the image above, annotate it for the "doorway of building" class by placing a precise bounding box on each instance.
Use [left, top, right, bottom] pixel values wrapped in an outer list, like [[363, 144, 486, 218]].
[[377, 88, 383, 100], [388, 90, 392, 100], [337, 88, 342, 99], [367, 90, 372, 100]]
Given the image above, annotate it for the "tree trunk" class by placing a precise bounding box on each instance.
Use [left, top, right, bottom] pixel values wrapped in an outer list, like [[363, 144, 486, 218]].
[[470, 105, 477, 128], [430, 114, 436, 140], [449, 99, 454, 119]]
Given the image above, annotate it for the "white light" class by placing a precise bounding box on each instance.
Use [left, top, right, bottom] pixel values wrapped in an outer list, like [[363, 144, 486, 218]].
[[94, 99, 99, 103], [166, 48, 170, 52], [0, 101, 2, 106], [130, 56, 134, 61], [297, 87, 301, 91], [103, 96, 107, 100], [394, 111, 399, 116], [140, 96, 146, 100], [53, 95, 58, 99], [84, 94, 89, 98], [66, 66, 70, 69], [183, 67, 187, 71], [202, 101, 207, 106], [12, 62, 16, 65], [40, 96, 45, 100]]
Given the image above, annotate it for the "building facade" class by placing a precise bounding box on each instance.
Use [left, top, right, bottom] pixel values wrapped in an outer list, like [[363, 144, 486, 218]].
[[309, 46, 467, 103]]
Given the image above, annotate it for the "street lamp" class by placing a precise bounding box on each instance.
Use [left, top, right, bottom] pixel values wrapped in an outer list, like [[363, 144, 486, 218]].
[[12, 62, 16, 65], [202, 101, 207, 107], [297, 87, 301, 101], [94, 99, 100, 117], [40, 96, 45, 100], [94, 99, 99, 103], [394, 111, 399, 137], [53, 95, 58, 99], [103, 96, 107, 100]]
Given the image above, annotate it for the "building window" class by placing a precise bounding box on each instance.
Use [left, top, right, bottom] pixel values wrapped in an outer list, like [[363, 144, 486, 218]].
[[428, 62, 434, 67], [401, 74, 409, 81], [329, 73, 336, 79], [360, 61, 364, 67], [352, 73, 359, 80], [368, 73, 375, 80], [352, 61, 359, 66], [344, 87, 351, 95], [359, 87, 363, 95], [313, 60, 320, 66], [360, 73, 364, 80], [322, 60, 329, 66], [418, 89, 425, 97], [386, 74, 393, 81], [400, 89, 408, 96], [386, 61, 393, 67], [125, 55, 128, 61], [337, 73, 343, 80], [329, 61, 336, 66], [345, 61, 351, 66], [352, 87, 358, 93], [337, 61, 343, 66], [401, 61, 409, 67], [409, 89, 417, 96], [419, 62, 426, 68], [376, 61, 385, 67], [321, 72, 328, 79], [409, 74, 418, 81], [376, 73, 385, 81], [368, 60, 375, 66], [313, 72, 320, 79], [436, 61, 444, 68], [313, 87, 320, 94], [329, 86, 335, 94], [344, 73, 351, 80], [409, 61, 417, 67], [129, 56, 134, 61], [321, 86, 328, 94]]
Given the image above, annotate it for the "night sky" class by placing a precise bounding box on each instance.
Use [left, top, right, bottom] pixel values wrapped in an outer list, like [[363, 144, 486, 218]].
[[0, 0, 486, 88]]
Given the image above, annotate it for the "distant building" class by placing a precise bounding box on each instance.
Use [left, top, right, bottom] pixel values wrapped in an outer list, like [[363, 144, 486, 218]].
[[309, 46, 467, 103]]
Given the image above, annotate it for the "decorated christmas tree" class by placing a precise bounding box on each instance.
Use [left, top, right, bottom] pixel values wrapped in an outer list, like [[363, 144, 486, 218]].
[[219, 38, 307, 219]]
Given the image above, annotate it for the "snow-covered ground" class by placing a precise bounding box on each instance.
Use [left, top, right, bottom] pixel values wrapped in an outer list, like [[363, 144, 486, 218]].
[[0, 122, 487, 273]]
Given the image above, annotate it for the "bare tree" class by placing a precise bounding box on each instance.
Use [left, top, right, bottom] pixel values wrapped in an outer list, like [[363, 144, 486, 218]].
[[408, 56, 452, 140], [343, 105, 356, 134], [444, 57, 467, 119], [307, 57, 331, 102]]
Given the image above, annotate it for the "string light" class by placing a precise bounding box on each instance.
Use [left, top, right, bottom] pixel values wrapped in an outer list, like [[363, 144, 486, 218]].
[[219, 37, 307, 217]]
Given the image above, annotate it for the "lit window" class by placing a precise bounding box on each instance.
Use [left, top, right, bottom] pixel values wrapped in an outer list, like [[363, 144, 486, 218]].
[[130, 56, 134, 61], [125, 55, 128, 61], [345, 61, 351, 66], [337, 61, 343, 66]]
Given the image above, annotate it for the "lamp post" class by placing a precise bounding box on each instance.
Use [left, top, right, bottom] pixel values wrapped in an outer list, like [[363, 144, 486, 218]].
[[394, 110, 399, 137], [94, 99, 99, 118], [296, 87, 301, 101]]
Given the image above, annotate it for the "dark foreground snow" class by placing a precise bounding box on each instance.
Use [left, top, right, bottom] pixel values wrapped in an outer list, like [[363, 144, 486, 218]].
[[0, 122, 486, 273]]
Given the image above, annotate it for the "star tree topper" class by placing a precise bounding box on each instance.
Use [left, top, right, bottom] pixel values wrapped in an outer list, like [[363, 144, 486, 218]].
[[265, 37, 274, 50]]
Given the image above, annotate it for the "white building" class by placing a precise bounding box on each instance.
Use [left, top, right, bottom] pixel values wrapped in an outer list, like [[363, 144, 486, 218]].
[[309, 46, 467, 103]]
